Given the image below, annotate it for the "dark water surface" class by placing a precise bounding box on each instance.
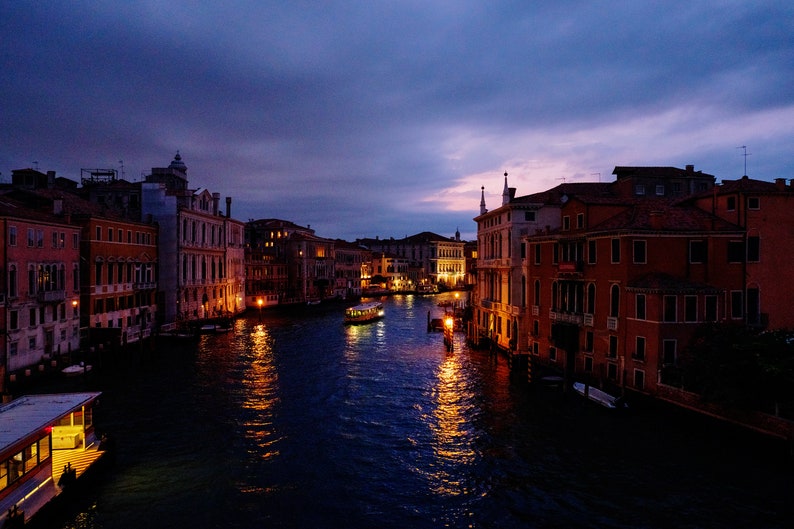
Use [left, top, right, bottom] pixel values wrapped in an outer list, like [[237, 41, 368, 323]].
[[46, 294, 790, 528]]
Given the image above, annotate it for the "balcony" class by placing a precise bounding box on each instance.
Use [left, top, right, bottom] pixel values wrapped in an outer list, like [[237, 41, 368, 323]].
[[583, 313, 594, 327], [133, 281, 157, 290], [607, 317, 618, 331], [37, 290, 65, 303], [557, 260, 583, 276], [549, 310, 583, 325]]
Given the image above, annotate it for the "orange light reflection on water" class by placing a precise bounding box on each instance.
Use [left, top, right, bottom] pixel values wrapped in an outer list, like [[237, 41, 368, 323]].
[[240, 322, 282, 461]]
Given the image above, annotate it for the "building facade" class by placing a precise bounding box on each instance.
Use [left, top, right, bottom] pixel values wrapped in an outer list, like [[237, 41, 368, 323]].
[[0, 196, 81, 390], [141, 153, 245, 324]]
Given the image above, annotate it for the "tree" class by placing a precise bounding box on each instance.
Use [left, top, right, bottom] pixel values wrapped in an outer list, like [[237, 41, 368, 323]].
[[680, 323, 794, 416]]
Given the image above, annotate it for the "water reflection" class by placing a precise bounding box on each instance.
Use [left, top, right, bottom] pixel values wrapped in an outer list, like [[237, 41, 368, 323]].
[[235, 321, 281, 461], [424, 353, 477, 497]]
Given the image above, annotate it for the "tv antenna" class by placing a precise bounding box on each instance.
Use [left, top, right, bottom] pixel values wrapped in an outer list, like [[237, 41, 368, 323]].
[[119, 160, 125, 180], [737, 145, 751, 176]]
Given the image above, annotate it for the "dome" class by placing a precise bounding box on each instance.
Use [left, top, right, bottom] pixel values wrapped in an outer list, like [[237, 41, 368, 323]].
[[168, 151, 187, 173]]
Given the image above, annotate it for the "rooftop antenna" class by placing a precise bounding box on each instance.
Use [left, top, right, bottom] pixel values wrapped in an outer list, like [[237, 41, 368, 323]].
[[737, 145, 751, 176], [119, 160, 125, 180], [591, 172, 601, 182]]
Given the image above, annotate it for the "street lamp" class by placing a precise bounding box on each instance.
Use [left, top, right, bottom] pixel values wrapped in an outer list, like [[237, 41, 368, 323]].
[[257, 298, 263, 321]]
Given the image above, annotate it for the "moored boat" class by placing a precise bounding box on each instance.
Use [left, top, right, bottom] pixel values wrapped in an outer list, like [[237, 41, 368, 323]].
[[344, 302, 385, 324], [573, 382, 628, 409], [61, 362, 92, 377]]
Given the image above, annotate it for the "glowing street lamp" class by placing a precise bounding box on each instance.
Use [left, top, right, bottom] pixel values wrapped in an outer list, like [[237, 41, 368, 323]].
[[257, 298, 263, 321]]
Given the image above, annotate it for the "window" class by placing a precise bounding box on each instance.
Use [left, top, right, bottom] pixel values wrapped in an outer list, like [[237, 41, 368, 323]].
[[549, 347, 557, 362], [9, 310, 18, 330], [727, 241, 745, 263], [96, 226, 102, 241], [52, 232, 58, 248], [576, 213, 584, 229], [562, 216, 570, 230], [685, 296, 697, 322], [662, 340, 677, 365], [73, 233, 79, 248], [747, 287, 760, 325], [635, 184, 645, 195], [655, 185, 665, 196], [37, 230, 44, 247], [584, 331, 594, 352], [747, 236, 760, 262], [635, 294, 646, 320], [108, 228, 113, 242], [705, 295, 718, 322], [663, 295, 677, 322], [730, 291, 744, 319], [587, 240, 596, 264], [534, 244, 541, 265], [610, 239, 620, 263], [689, 240, 707, 263], [747, 197, 760, 210], [727, 196, 736, 211], [584, 356, 593, 372], [634, 369, 645, 390], [608, 335, 618, 358], [29, 308, 37, 327], [27, 228, 34, 247], [607, 363, 618, 380], [525, 211, 536, 222], [9, 226, 17, 246], [610, 284, 620, 318], [633, 240, 647, 264], [8, 265, 17, 297], [586, 283, 596, 314], [634, 336, 646, 360]]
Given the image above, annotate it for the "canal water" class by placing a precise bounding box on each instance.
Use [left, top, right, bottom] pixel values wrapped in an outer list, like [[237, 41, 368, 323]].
[[39, 294, 790, 528]]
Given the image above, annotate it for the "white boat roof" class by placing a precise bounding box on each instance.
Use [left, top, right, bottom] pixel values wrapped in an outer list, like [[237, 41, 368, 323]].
[[0, 392, 101, 453], [347, 302, 382, 310]]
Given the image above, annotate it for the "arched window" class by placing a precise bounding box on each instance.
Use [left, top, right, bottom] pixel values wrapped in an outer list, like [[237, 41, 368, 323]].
[[610, 284, 620, 318], [8, 265, 17, 297], [533, 279, 541, 306]]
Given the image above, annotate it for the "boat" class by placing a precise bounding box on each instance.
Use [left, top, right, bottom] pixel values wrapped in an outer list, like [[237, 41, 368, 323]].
[[62, 362, 92, 377], [0, 392, 109, 527], [344, 302, 385, 324], [573, 382, 628, 409]]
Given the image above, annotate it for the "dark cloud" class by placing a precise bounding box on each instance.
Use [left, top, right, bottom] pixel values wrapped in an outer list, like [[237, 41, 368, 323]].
[[2, 1, 792, 240]]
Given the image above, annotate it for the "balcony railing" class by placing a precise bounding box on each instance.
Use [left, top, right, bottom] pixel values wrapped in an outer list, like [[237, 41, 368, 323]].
[[607, 317, 618, 331], [37, 290, 65, 303], [583, 313, 594, 326], [133, 281, 157, 290]]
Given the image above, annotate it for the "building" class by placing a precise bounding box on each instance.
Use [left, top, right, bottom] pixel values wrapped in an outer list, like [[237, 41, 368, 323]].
[[471, 164, 794, 404], [0, 193, 81, 391], [333, 240, 370, 299], [358, 230, 466, 290], [2, 174, 161, 355], [141, 153, 245, 324]]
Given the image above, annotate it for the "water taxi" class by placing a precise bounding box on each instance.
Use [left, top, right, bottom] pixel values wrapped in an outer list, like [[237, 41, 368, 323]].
[[0, 392, 108, 527], [344, 302, 385, 324]]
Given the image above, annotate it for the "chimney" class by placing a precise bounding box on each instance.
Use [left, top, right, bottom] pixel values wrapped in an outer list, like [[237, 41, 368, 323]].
[[649, 210, 664, 230], [47, 170, 56, 188], [775, 178, 787, 190], [509, 187, 517, 200], [226, 197, 232, 218], [212, 192, 220, 215], [685, 165, 694, 173]]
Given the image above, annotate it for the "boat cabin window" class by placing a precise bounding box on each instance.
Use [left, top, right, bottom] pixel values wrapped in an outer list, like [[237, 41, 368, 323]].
[[0, 435, 51, 493]]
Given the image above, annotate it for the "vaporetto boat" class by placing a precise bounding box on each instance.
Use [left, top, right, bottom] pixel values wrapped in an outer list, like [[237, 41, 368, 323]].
[[344, 302, 385, 324]]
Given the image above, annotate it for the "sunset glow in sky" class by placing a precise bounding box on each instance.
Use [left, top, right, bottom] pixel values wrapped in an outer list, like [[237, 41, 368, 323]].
[[2, 1, 792, 240]]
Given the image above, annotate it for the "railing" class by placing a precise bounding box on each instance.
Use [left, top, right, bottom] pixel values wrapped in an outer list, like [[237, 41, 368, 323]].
[[583, 313, 594, 326], [37, 290, 65, 303], [607, 317, 618, 331], [133, 282, 157, 290]]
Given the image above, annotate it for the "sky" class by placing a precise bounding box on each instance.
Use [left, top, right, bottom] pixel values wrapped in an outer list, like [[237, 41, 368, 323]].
[[2, 1, 792, 241]]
